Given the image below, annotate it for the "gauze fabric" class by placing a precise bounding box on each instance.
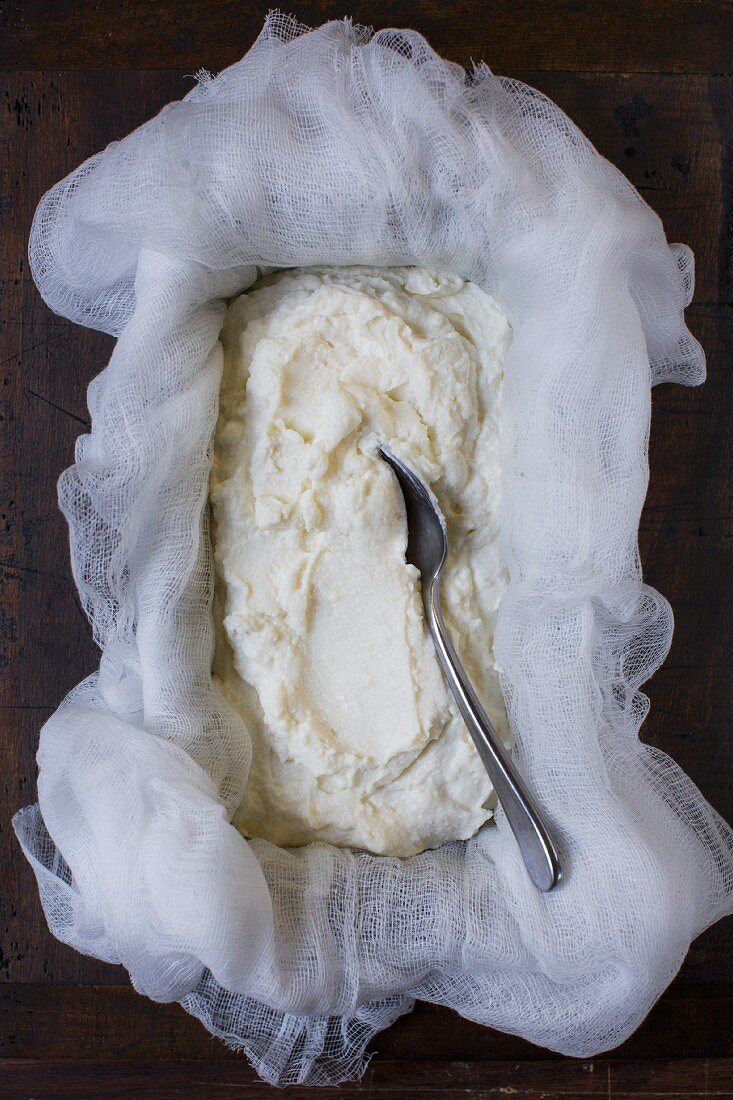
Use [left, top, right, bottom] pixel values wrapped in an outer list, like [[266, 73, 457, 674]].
[[14, 13, 733, 1087]]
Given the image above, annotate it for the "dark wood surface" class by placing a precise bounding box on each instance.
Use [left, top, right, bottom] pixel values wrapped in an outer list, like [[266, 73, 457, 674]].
[[1, 1, 732, 1096]]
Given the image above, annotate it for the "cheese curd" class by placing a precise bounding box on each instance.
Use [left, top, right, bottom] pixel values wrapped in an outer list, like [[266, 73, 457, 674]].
[[211, 267, 511, 857]]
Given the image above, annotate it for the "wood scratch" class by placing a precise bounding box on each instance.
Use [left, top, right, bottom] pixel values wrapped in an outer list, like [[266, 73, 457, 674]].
[[643, 501, 699, 512], [25, 387, 90, 427], [0, 560, 71, 584], [0, 329, 70, 369], [0, 704, 55, 711]]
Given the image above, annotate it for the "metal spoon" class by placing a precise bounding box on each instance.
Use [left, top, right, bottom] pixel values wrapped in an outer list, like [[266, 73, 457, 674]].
[[379, 444, 562, 892]]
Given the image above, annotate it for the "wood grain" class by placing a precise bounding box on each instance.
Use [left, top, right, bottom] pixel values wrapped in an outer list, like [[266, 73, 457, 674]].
[[1, 2, 732, 1095], [1, 0, 731, 74], [2, 983, 732, 1063], [1, 1057, 733, 1099]]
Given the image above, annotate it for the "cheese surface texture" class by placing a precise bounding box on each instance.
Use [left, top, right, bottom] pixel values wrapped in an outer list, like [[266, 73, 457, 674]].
[[211, 267, 511, 857]]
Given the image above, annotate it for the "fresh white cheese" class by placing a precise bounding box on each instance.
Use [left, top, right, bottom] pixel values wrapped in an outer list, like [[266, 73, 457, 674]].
[[211, 266, 511, 856]]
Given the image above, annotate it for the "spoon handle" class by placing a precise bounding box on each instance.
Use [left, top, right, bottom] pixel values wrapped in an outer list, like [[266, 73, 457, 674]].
[[424, 581, 562, 892]]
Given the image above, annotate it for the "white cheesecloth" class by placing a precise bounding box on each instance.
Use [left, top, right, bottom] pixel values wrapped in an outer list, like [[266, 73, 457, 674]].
[[14, 14, 733, 1086]]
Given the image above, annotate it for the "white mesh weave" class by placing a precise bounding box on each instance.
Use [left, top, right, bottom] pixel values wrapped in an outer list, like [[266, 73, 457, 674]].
[[13, 13, 733, 1086]]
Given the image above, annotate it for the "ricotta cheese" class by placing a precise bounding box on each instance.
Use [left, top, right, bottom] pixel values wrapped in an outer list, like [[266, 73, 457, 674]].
[[211, 267, 511, 857]]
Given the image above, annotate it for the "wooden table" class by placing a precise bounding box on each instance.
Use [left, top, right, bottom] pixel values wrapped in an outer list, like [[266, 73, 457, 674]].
[[1, 2, 731, 1096]]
